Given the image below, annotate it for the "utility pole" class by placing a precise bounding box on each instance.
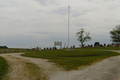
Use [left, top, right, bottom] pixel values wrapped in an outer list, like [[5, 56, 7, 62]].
[[68, 5, 70, 48]]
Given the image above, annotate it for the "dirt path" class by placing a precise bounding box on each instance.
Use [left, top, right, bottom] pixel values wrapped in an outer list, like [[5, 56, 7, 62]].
[[0, 53, 63, 80], [0, 53, 49, 80], [0, 50, 120, 80]]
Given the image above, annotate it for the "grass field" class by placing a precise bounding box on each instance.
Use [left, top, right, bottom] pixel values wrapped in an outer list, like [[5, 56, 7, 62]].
[[22, 47, 120, 71], [0, 57, 8, 80]]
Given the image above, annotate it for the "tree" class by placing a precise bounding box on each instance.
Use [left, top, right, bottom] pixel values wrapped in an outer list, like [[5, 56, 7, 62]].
[[110, 24, 120, 43], [76, 28, 92, 47]]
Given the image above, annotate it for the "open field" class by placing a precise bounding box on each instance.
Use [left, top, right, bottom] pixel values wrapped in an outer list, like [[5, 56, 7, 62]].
[[0, 56, 8, 80], [22, 47, 120, 70]]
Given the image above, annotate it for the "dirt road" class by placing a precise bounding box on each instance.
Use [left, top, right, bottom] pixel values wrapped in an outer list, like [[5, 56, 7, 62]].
[[0, 50, 120, 80]]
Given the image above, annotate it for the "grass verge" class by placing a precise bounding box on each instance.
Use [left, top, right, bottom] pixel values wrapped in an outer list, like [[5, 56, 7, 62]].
[[25, 62, 48, 80], [0, 57, 8, 80], [22, 47, 120, 71]]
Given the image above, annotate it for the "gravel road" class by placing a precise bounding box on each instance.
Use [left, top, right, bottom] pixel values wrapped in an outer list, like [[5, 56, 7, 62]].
[[0, 50, 120, 80]]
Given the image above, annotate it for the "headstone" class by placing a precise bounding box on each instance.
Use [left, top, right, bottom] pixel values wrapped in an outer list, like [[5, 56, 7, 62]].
[[39, 47, 41, 52], [44, 48, 45, 50], [91, 44, 93, 47], [73, 45, 75, 48], [6, 49, 9, 52], [87, 45, 89, 47], [17, 49, 19, 51], [50, 47, 52, 50], [104, 44, 106, 47], [70, 46, 73, 52]]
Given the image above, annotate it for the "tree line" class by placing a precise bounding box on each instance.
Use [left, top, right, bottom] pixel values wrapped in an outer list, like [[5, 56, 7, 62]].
[[0, 46, 8, 48]]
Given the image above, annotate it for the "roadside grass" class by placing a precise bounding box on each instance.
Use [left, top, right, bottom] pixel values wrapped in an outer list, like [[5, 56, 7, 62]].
[[22, 47, 120, 71], [25, 62, 48, 80], [0, 57, 8, 80]]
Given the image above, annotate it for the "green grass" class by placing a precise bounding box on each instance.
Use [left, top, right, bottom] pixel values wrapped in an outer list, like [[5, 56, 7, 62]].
[[22, 47, 120, 71], [0, 57, 8, 80]]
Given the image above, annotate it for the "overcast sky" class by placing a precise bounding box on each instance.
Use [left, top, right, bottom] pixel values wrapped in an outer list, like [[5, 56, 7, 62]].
[[0, 0, 120, 48]]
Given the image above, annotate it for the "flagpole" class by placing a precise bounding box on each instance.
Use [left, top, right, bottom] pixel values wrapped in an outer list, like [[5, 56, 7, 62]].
[[68, 5, 70, 48]]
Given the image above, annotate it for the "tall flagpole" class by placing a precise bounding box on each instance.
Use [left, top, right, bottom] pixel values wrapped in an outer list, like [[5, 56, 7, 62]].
[[68, 5, 70, 48]]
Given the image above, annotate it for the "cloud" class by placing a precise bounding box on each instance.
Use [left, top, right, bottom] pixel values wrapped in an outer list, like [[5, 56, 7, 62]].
[[104, 0, 117, 2], [0, 16, 9, 20], [72, 8, 98, 17], [38, 10, 43, 12], [84, 0, 93, 2], [107, 4, 120, 10], [30, 31, 49, 35], [51, 7, 68, 15], [48, 0, 59, 5], [50, 6, 97, 16], [35, 0, 58, 6], [72, 13, 85, 17], [0, 0, 19, 7], [84, 0, 119, 4], [76, 23, 90, 27], [35, 0, 48, 6]]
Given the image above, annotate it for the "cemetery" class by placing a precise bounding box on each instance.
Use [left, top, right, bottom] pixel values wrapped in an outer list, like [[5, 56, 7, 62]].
[[22, 46, 120, 70], [0, 42, 120, 53], [0, 40, 120, 80], [0, 44, 120, 80]]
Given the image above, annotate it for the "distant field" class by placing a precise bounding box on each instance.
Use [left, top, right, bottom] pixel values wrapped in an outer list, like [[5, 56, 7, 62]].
[[0, 48, 20, 51], [22, 47, 120, 70], [0, 57, 8, 80], [0, 48, 27, 54]]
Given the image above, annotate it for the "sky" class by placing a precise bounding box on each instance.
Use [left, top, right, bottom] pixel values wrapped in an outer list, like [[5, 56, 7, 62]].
[[0, 0, 120, 49]]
